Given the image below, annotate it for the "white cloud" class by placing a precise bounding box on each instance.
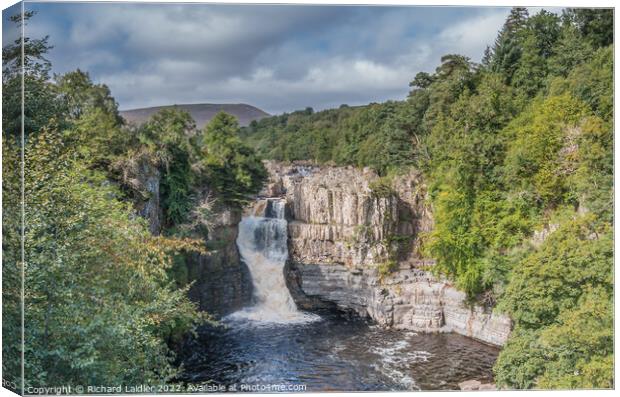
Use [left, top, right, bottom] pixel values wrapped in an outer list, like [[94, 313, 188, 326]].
[[437, 9, 509, 60]]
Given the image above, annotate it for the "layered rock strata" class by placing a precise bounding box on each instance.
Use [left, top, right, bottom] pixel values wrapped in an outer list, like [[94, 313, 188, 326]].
[[263, 161, 511, 346]]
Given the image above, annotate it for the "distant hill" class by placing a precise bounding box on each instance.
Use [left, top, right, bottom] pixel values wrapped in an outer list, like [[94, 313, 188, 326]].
[[119, 103, 270, 129]]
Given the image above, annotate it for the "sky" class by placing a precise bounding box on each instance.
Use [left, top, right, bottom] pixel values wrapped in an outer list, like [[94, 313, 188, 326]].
[[2, 2, 560, 114]]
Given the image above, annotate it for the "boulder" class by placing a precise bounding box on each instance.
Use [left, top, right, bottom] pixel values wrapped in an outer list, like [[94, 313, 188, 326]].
[[458, 380, 481, 391]]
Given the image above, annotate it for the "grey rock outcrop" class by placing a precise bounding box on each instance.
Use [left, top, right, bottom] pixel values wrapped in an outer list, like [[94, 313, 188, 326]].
[[263, 161, 511, 346], [185, 208, 253, 317], [286, 261, 511, 346], [263, 161, 431, 268], [128, 160, 163, 235]]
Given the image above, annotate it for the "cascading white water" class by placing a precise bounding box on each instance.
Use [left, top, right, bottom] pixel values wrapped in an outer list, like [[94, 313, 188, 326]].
[[228, 199, 317, 324]]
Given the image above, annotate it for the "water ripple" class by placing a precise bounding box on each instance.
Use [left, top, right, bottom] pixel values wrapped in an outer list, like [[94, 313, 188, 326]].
[[179, 314, 499, 391]]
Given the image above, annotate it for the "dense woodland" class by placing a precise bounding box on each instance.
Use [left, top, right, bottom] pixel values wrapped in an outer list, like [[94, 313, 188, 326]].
[[242, 8, 613, 389], [1, 7, 614, 391]]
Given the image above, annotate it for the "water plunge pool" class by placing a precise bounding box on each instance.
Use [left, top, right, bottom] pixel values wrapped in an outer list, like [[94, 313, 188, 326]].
[[179, 314, 499, 391]]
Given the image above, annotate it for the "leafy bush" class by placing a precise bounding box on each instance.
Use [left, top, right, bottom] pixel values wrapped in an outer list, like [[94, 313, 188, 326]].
[[495, 217, 612, 388], [369, 175, 395, 198], [377, 260, 399, 278]]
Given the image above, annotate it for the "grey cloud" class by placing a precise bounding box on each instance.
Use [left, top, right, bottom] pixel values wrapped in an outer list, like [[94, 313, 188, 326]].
[[24, 3, 527, 114]]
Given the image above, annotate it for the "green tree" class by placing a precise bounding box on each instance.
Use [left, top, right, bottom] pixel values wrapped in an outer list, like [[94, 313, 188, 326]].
[[503, 94, 590, 207], [548, 46, 613, 122], [490, 7, 529, 83], [3, 121, 203, 388], [200, 112, 267, 206], [409, 71, 435, 90], [1, 138, 23, 391], [422, 54, 477, 132], [2, 11, 64, 141], [512, 10, 561, 96], [136, 108, 197, 226], [565, 8, 613, 48], [2, 12, 64, 389], [2, 16, 213, 387], [54, 70, 129, 170], [55, 69, 121, 123], [536, 287, 613, 389], [547, 19, 594, 78], [423, 74, 521, 296]]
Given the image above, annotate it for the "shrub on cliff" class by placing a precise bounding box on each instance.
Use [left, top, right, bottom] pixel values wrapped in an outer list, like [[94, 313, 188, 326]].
[[136, 108, 197, 226]]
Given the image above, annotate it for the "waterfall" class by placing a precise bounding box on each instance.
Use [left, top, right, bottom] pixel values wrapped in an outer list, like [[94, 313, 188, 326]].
[[228, 198, 317, 324]]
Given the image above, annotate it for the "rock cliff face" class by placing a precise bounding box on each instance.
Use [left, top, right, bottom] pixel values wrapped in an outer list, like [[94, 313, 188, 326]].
[[126, 160, 162, 235], [185, 208, 253, 317], [287, 262, 510, 346], [263, 161, 511, 346]]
